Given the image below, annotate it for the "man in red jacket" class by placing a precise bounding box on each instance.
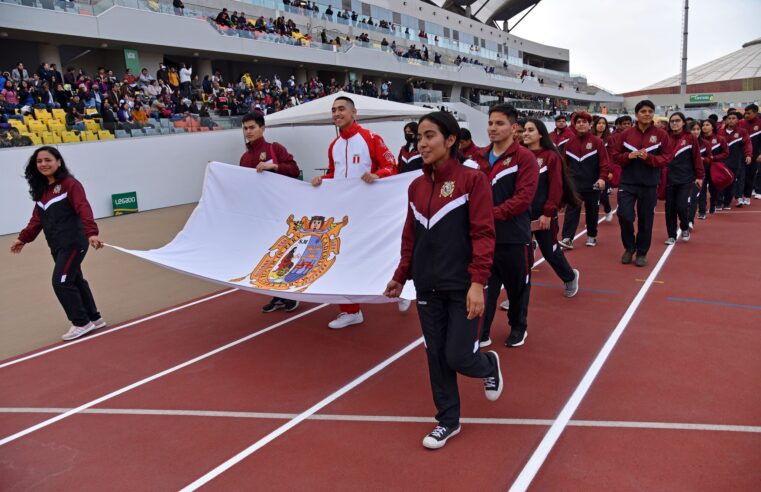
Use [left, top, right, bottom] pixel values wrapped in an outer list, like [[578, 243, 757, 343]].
[[610, 100, 673, 266], [473, 104, 539, 348], [311, 96, 399, 329], [738, 104, 761, 201], [239, 111, 301, 313], [549, 114, 574, 152]]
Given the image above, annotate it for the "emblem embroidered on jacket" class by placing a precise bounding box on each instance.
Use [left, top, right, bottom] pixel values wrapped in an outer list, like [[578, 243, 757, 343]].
[[734, 133, 739, 138], [586, 142, 592, 150], [712, 139, 717, 144], [504, 157, 513, 166], [440, 181, 455, 198], [754, 125, 759, 131], [649, 136, 658, 144], [259, 152, 267, 161], [681, 139, 686, 146], [231, 214, 348, 292], [352, 154, 361, 164], [53, 184, 61, 194], [537, 158, 544, 166]]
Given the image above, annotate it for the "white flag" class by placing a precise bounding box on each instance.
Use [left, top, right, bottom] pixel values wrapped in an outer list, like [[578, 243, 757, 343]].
[[111, 162, 419, 303]]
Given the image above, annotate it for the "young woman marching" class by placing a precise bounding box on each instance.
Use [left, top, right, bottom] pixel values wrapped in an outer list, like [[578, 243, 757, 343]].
[[10, 146, 106, 341], [385, 111, 503, 450], [664, 112, 703, 244], [592, 116, 614, 222], [687, 121, 706, 223], [699, 119, 729, 216], [398, 122, 422, 173], [524, 119, 581, 296]]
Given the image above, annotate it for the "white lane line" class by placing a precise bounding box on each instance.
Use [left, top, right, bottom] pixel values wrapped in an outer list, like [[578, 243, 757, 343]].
[[181, 337, 424, 492], [508, 242, 677, 492], [0, 304, 328, 447], [4, 408, 759, 434], [180, 211, 614, 488], [0, 288, 239, 369]]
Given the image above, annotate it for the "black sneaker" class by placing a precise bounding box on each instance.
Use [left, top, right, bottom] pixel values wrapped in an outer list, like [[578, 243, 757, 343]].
[[483, 351, 503, 401], [709, 205, 716, 214], [505, 330, 527, 347], [621, 250, 634, 264], [698, 213, 706, 220], [422, 424, 461, 449], [635, 255, 648, 267], [262, 298, 285, 313], [283, 300, 300, 312]]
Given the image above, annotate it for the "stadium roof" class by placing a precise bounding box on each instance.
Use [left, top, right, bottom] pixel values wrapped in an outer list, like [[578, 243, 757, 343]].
[[640, 37, 761, 90], [430, 0, 541, 26]]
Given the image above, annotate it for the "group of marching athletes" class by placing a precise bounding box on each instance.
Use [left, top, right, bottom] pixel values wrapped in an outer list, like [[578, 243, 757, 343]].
[[11, 95, 760, 452]]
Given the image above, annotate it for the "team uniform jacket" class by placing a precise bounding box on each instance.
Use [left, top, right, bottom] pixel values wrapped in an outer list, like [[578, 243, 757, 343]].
[[564, 132, 610, 192], [721, 126, 753, 170], [326, 122, 397, 179], [392, 157, 495, 292], [18, 175, 98, 252], [611, 124, 673, 187], [550, 127, 574, 152], [461, 142, 481, 160], [398, 144, 422, 173], [473, 141, 539, 245], [738, 116, 761, 160], [666, 131, 704, 184], [240, 138, 300, 178], [701, 133, 729, 165], [529, 148, 563, 220]]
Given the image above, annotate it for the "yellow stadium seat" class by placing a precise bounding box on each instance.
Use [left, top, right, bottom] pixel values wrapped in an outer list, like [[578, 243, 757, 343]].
[[61, 131, 81, 143], [85, 108, 99, 116], [47, 120, 65, 131], [41, 132, 62, 144], [9, 119, 25, 130], [84, 119, 100, 132], [97, 130, 115, 140], [80, 131, 99, 142], [22, 132, 42, 145], [34, 108, 52, 121], [52, 108, 66, 122]]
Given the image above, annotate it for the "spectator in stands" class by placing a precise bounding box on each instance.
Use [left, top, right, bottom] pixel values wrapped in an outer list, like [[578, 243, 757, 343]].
[[168, 67, 180, 91], [131, 103, 150, 128], [172, 0, 184, 16], [179, 63, 192, 99], [49, 64, 63, 85], [0, 92, 12, 122], [325, 5, 333, 16], [100, 100, 118, 130], [156, 63, 169, 84], [17, 80, 34, 107], [11, 63, 28, 84], [139, 68, 154, 89], [66, 105, 85, 131], [2, 80, 19, 108]]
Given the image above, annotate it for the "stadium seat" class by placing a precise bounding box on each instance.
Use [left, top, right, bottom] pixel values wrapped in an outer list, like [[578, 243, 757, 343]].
[[84, 119, 100, 132], [85, 108, 99, 117], [52, 108, 66, 123], [34, 108, 52, 121], [8, 119, 25, 130], [98, 130, 115, 140], [61, 131, 81, 143], [199, 126, 210, 132], [22, 132, 42, 145], [41, 131, 62, 144], [115, 129, 130, 138], [143, 127, 158, 136], [80, 131, 99, 141]]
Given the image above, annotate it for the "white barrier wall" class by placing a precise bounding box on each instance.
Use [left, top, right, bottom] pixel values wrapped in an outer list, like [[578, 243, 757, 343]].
[[1, 131, 243, 236], [1, 120, 416, 236]]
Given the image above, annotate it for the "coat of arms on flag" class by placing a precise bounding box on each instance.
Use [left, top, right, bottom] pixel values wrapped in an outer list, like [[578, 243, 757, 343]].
[[231, 214, 349, 292]]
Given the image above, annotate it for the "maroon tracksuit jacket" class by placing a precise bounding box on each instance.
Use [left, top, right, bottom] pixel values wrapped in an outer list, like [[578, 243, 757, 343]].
[[240, 137, 300, 178]]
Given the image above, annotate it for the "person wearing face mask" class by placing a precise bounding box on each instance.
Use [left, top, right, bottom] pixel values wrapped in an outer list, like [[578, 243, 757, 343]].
[[398, 121, 422, 173], [11, 147, 106, 341], [559, 112, 609, 249], [385, 111, 503, 450]]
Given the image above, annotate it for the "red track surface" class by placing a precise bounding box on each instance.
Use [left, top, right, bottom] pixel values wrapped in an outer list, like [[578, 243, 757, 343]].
[[1, 202, 760, 491]]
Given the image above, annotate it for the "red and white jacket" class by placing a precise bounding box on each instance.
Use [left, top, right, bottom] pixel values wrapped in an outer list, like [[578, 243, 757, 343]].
[[326, 122, 397, 179]]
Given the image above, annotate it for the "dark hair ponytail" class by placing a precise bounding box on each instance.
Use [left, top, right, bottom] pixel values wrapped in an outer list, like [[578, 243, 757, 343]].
[[418, 111, 460, 157], [527, 119, 581, 209], [24, 146, 70, 201]]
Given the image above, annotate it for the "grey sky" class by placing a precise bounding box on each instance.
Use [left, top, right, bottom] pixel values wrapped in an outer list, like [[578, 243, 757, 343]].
[[507, 0, 760, 94]]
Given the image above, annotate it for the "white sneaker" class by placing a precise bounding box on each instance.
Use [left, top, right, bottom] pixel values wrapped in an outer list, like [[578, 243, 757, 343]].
[[604, 211, 614, 222], [328, 311, 364, 329], [62, 322, 96, 341], [479, 338, 492, 348], [664, 237, 676, 245], [499, 299, 510, 310], [688, 221, 694, 231], [745, 197, 752, 205], [754, 193, 761, 200], [92, 318, 107, 330], [585, 237, 597, 247], [398, 299, 412, 312]]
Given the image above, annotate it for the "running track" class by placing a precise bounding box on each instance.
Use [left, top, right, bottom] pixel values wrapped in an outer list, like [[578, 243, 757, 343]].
[[1, 201, 760, 491]]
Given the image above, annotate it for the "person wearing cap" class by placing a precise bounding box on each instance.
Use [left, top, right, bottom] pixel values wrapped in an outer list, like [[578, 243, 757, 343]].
[[610, 100, 673, 266], [549, 114, 574, 153], [311, 96, 399, 329], [559, 111, 609, 249]]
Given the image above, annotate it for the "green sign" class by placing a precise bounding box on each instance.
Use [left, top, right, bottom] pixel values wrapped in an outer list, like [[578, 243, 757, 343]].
[[123, 49, 140, 77], [112, 191, 138, 215], [689, 94, 714, 103]]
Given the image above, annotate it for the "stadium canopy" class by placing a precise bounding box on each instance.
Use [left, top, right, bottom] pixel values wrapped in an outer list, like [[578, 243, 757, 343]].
[[264, 91, 430, 127], [429, 0, 541, 26]]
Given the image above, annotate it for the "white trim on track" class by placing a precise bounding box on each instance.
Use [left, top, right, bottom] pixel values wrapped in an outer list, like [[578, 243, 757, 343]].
[[508, 242, 677, 492], [0, 288, 240, 369], [0, 303, 328, 447]]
